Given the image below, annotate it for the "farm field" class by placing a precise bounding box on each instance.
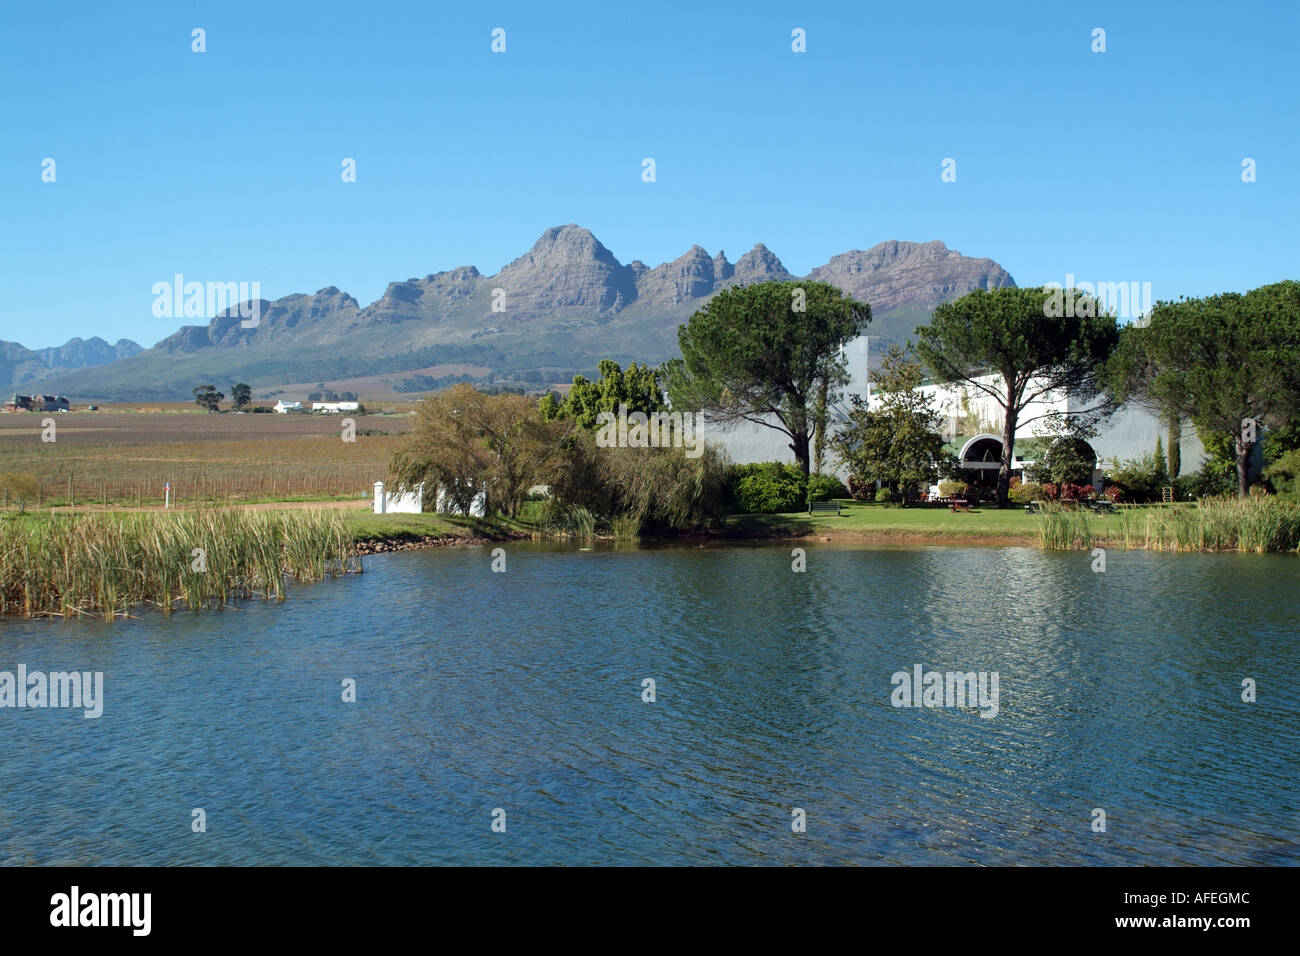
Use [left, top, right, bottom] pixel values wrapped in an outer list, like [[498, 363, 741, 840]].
[[0, 407, 413, 508]]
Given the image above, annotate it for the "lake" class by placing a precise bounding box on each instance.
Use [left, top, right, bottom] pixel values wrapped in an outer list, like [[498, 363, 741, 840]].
[[1, 541, 1296, 865]]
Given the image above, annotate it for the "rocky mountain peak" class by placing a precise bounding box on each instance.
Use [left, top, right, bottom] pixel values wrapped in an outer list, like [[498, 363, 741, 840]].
[[732, 243, 792, 283]]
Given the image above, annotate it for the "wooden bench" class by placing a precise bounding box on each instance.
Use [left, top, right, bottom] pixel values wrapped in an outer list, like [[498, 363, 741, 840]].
[[949, 499, 971, 513], [1025, 500, 1043, 514], [808, 499, 841, 516]]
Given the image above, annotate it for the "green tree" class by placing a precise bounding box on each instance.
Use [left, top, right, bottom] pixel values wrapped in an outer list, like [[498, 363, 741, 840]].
[[1165, 413, 1182, 478], [1108, 281, 1300, 497], [539, 359, 667, 427], [230, 383, 252, 410], [1263, 421, 1300, 462], [1264, 448, 1300, 502], [663, 281, 870, 475], [811, 375, 829, 474], [1153, 434, 1170, 489], [827, 345, 950, 505], [916, 286, 1119, 507], [390, 383, 565, 518], [193, 385, 224, 413]]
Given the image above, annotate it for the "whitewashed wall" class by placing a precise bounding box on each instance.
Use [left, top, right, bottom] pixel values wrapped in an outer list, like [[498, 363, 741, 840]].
[[373, 481, 423, 514]]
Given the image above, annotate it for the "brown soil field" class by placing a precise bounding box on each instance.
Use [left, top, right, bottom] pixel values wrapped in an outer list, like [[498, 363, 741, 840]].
[[0, 409, 413, 508]]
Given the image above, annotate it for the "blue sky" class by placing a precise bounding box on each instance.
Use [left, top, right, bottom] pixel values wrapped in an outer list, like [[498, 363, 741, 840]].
[[2, 0, 1296, 349]]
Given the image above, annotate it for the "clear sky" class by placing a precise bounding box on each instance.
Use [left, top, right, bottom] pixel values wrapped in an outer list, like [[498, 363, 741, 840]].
[[2, 0, 1296, 349]]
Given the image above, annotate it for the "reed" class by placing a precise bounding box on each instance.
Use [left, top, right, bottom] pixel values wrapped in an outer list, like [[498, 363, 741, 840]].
[[1034, 501, 1095, 550], [1038, 496, 1300, 552], [0, 510, 361, 619]]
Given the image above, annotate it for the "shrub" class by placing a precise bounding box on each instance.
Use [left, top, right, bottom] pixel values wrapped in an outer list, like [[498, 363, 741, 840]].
[[845, 475, 875, 501], [731, 462, 806, 513], [1009, 481, 1046, 504], [1104, 484, 1124, 502], [1170, 474, 1199, 502], [1058, 482, 1094, 501], [551, 435, 733, 532], [937, 480, 967, 497], [806, 473, 849, 502], [1107, 454, 1163, 503], [875, 487, 897, 503], [1264, 447, 1300, 503]]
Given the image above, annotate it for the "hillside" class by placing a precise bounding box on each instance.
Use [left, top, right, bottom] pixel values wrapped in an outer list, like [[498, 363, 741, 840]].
[[17, 227, 1015, 401]]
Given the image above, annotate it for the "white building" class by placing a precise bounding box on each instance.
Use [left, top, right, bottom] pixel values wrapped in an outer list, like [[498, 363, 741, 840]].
[[273, 400, 304, 413], [312, 401, 359, 414], [702, 336, 1205, 485]]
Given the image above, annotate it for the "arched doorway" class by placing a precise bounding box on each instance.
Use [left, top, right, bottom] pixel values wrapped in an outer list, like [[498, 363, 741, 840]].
[[958, 434, 1004, 490]]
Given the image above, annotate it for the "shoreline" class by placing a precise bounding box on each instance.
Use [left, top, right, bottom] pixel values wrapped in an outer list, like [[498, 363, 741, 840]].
[[349, 525, 1041, 553]]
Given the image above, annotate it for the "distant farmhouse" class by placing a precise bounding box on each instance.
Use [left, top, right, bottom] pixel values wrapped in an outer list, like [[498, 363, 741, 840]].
[[273, 400, 305, 414], [4, 394, 70, 412], [311, 401, 359, 414]]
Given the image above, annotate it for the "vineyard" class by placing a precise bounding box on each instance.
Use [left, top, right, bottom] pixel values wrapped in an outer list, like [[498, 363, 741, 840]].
[[0, 408, 413, 508]]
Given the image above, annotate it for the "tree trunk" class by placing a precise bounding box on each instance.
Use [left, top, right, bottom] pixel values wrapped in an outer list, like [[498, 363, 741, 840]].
[[1166, 414, 1181, 478], [791, 430, 811, 476], [1236, 437, 1251, 498], [997, 410, 1018, 508]]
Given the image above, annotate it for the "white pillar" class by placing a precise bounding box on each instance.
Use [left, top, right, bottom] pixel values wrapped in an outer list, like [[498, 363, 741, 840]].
[[373, 481, 385, 514]]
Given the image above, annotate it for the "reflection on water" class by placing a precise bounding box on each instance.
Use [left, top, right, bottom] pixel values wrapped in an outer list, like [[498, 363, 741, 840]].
[[0, 542, 1296, 865]]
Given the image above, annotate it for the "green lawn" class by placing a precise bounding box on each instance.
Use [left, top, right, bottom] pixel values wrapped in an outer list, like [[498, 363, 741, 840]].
[[725, 500, 1047, 541]]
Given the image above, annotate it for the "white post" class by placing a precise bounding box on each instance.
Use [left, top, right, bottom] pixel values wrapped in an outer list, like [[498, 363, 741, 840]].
[[373, 481, 385, 514]]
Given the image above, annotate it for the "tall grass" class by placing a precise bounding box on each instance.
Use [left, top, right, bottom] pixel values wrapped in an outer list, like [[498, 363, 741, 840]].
[[537, 502, 598, 539], [1038, 496, 1300, 553], [1034, 502, 1095, 550], [0, 510, 361, 619]]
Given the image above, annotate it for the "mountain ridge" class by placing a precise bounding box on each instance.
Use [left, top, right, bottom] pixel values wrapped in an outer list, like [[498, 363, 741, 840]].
[[4, 226, 1015, 400]]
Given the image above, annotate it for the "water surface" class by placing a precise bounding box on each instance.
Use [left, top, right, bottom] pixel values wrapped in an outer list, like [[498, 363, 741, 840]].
[[1, 542, 1296, 865]]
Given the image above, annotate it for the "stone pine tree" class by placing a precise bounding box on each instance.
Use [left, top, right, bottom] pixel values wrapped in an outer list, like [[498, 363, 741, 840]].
[[915, 287, 1119, 508], [193, 384, 224, 412], [663, 281, 870, 476], [1107, 281, 1300, 497]]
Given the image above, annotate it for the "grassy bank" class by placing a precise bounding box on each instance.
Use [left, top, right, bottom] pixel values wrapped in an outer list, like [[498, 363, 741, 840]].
[[343, 510, 533, 548], [1036, 497, 1300, 552], [0, 509, 361, 619]]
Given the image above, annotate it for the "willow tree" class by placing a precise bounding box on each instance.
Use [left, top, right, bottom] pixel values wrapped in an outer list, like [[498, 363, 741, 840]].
[[390, 383, 565, 517], [1107, 281, 1300, 498], [662, 281, 870, 475], [915, 286, 1119, 507]]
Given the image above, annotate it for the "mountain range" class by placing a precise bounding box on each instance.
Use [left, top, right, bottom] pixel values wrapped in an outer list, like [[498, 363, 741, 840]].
[[1, 337, 143, 395], [0, 226, 1015, 401]]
